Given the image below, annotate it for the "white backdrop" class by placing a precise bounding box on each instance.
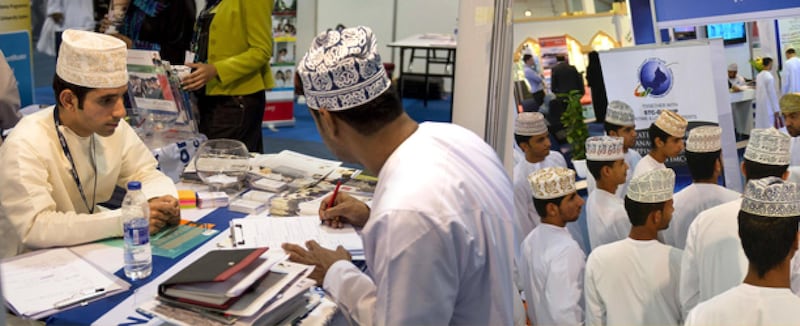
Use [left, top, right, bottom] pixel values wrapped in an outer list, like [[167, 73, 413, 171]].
[[599, 39, 743, 191]]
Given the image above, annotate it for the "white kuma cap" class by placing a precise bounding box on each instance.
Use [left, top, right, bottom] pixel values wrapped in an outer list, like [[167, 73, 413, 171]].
[[528, 167, 576, 200], [56, 29, 129, 88], [585, 136, 625, 161], [744, 128, 791, 166], [740, 177, 800, 218], [626, 168, 675, 203], [686, 126, 722, 153]]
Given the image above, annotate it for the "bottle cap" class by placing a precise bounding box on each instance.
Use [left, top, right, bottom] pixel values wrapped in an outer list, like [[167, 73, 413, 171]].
[[127, 181, 142, 191]]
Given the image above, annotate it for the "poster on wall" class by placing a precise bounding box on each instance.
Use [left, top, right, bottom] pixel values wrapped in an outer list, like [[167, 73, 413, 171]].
[[0, 31, 34, 107], [539, 36, 568, 93], [264, 0, 297, 127], [599, 40, 742, 190], [778, 17, 800, 60]]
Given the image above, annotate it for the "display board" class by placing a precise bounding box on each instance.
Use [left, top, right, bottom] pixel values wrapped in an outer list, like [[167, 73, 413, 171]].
[[0, 1, 33, 107], [599, 39, 743, 191], [264, 0, 297, 127], [778, 17, 800, 58]]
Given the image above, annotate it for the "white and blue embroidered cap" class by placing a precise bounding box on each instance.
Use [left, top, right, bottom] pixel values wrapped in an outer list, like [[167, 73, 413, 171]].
[[57, 29, 128, 88], [744, 128, 791, 166], [296, 26, 391, 111], [626, 168, 675, 203], [740, 177, 800, 218]]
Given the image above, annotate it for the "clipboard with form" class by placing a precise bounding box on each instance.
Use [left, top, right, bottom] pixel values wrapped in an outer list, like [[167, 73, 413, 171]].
[[1, 247, 130, 319]]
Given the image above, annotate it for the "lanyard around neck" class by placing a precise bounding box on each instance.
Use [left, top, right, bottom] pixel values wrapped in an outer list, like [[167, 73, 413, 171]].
[[53, 108, 97, 214]]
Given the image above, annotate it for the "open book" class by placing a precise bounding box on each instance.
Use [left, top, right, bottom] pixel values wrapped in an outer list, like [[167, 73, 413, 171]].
[[1, 248, 130, 319]]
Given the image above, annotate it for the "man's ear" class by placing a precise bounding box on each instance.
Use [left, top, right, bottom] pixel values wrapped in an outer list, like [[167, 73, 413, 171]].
[[740, 161, 747, 180], [317, 108, 340, 137], [650, 209, 662, 226], [58, 89, 78, 112], [546, 202, 559, 219], [654, 137, 664, 149]]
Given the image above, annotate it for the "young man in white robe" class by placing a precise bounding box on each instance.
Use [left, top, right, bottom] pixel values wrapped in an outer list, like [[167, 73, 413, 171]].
[[585, 101, 641, 198], [631, 110, 687, 178], [585, 168, 682, 326], [585, 136, 630, 250], [281, 26, 518, 325], [513, 111, 567, 238], [520, 167, 585, 326], [661, 126, 739, 250], [754, 58, 780, 129], [782, 48, 800, 95], [0, 30, 180, 258], [680, 128, 792, 314], [685, 177, 800, 325]]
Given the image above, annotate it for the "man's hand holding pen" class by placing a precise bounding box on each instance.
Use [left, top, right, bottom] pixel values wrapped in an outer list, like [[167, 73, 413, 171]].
[[319, 192, 370, 229]]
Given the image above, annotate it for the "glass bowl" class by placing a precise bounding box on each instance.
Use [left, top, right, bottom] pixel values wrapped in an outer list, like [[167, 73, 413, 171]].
[[194, 139, 250, 191]]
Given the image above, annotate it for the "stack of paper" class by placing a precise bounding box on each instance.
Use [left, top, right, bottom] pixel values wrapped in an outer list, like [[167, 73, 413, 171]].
[[1, 248, 130, 319], [146, 259, 315, 326]]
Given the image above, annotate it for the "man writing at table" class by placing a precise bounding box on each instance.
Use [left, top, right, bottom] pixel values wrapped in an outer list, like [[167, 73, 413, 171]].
[[282, 26, 518, 325], [0, 29, 180, 258]]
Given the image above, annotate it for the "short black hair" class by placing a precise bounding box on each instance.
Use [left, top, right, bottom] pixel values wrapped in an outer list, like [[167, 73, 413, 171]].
[[52, 74, 91, 110], [604, 121, 624, 134], [522, 54, 533, 63], [787, 48, 796, 55], [555, 55, 566, 62], [686, 150, 721, 181], [624, 196, 665, 226], [587, 159, 615, 180], [648, 123, 671, 148], [533, 195, 566, 217], [762, 57, 773, 68], [515, 134, 532, 147], [743, 159, 789, 181], [738, 210, 799, 278], [298, 74, 404, 136]]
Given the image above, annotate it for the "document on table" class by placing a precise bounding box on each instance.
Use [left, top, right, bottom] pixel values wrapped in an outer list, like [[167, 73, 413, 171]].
[[229, 216, 364, 259], [1, 247, 130, 319]]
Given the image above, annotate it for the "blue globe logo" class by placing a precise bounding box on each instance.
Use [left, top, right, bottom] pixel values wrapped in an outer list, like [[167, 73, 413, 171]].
[[637, 58, 673, 97]]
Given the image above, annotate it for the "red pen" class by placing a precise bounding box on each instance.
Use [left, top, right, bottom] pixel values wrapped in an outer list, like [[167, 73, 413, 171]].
[[328, 180, 342, 208]]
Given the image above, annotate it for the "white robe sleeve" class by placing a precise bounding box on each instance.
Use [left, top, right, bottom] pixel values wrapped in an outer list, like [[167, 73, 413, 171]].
[[547, 246, 585, 326], [680, 220, 701, 317], [323, 211, 460, 325], [116, 121, 178, 200], [0, 137, 123, 249], [45, 0, 63, 16], [584, 256, 605, 326], [764, 73, 779, 115]]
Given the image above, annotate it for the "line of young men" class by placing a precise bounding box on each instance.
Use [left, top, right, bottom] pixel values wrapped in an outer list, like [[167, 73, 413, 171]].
[[514, 96, 800, 325]]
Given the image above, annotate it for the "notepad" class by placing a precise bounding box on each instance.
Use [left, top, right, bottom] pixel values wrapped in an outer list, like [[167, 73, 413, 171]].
[[1, 248, 130, 319]]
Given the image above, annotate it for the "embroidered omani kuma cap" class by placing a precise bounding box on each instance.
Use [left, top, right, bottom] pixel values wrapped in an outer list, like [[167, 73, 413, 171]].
[[515, 112, 547, 136], [605, 101, 635, 127], [744, 128, 791, 166], [626, 168, 675, 203], [686, 126, 722, 153], [296, 26, 391, 111], [585, 136, 624, 161], [728, 63, 738, 71], [780, 93, 800, 114], [528, 167, 576, 200], [740, 177, 800, 218], [653, 110, 688, 138], [56, 29, 128, 88]]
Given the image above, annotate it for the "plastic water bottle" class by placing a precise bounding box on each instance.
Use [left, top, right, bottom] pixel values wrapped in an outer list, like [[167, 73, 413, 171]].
[[122, 181, 152, 280]]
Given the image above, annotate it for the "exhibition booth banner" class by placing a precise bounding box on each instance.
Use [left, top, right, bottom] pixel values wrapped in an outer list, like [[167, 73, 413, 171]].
[[0, 0, 33, 107], [599, 40, 743, 191]]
